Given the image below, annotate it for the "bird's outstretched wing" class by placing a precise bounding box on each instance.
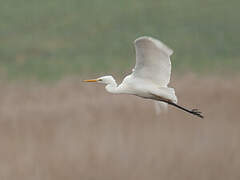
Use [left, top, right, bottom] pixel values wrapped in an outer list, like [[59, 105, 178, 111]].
[[133, 36, 173, 87]]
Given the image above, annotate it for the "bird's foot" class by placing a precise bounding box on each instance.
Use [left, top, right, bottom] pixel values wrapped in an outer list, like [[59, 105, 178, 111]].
[[191, 109, 204, 119]]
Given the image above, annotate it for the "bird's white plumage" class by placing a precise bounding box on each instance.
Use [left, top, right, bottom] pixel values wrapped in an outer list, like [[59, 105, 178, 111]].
[[133, 36, 173, 87], [84, 36, 204, 118], [85, 36, 177, 110], [85, 37, 203, 118]]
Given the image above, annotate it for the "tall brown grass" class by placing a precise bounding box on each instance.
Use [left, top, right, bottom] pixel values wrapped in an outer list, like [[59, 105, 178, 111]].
[[0, 75, 239, 180]]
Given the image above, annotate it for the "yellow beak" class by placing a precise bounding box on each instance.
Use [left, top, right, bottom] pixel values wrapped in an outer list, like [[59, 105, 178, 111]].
[[83, 79, 98, 82]]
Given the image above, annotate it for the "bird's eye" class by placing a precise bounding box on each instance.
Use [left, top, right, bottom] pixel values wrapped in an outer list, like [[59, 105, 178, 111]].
[[98, 79, 102, 81]]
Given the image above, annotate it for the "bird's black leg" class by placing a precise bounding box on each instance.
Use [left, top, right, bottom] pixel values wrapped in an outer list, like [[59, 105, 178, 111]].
[[162, 100, 204, 119], [149, 93, 204, 119]]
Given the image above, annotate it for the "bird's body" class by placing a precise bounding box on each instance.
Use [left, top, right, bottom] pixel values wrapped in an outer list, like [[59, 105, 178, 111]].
[[84, 36, 203, 118], [106, 74, 176, 102]]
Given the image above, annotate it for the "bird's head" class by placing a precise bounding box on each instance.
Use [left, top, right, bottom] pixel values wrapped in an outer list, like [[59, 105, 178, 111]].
[[83, 75, 116, 85]]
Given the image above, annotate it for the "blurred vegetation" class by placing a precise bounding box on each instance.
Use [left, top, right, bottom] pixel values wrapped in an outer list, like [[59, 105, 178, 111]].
[[0, 0, 239, 80]]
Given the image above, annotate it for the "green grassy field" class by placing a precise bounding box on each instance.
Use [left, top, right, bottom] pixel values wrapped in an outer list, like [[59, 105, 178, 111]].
[[1, 0, 239, 80]]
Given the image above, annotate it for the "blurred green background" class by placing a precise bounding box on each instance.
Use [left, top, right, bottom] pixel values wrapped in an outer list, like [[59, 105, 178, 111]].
[[1, 0, 239, 81]]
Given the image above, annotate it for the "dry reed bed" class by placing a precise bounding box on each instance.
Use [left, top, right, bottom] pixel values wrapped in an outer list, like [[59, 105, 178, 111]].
[[0, 75, 239, 180]]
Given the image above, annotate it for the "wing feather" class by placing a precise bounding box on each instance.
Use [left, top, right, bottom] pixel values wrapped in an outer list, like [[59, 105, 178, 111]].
[[133, 36, 173, 87]]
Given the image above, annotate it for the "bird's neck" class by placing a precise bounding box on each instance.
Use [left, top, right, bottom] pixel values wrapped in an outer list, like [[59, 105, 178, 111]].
[[105, 81, 122, 94]]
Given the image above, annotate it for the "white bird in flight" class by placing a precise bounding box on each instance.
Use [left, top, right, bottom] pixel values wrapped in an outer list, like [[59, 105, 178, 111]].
[[84, 36, 203, 118]]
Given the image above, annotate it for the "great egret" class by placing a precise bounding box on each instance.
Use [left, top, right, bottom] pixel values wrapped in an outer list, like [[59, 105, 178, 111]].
[[84, 36, 203, 118]]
